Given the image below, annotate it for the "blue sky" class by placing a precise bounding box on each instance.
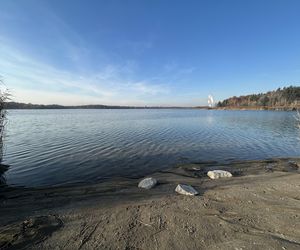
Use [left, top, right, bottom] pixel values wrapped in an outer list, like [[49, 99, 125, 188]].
[[0, 0, 300, 106]]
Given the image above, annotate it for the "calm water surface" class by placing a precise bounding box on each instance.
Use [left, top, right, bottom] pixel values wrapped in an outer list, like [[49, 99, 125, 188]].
[[3, 109, 300, 187]]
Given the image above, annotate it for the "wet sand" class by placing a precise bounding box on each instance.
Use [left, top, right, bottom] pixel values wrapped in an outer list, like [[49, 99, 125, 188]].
[[0, 158, 299, 249]]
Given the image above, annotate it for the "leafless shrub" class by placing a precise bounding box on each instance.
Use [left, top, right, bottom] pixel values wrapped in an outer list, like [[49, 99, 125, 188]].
[[0, 77, 9, 164], [295, 109, 300, 129]]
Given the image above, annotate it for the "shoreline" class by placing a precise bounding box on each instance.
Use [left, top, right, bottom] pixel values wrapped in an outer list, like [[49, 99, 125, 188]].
[[1, 158, 300, 249], [4, 106, 299, 111]]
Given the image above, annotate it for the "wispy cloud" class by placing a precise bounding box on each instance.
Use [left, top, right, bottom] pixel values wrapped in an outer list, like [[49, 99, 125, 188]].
[[161, 62, 197, 78], [130, 81, 169, 95], [0, 38, 169, 105], [0, 2, 205, 106]]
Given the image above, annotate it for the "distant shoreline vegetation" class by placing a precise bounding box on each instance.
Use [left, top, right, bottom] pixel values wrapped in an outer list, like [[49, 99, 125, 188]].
[[4, 86, 300, 110], [217, 86, 300, 111], [4, 102, 192, 110]]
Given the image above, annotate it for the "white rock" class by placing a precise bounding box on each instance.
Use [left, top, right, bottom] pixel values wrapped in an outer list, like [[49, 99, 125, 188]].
[[175, 184, 199, 196], [138, 177, 157, 189], [207, 170, 232, 179]]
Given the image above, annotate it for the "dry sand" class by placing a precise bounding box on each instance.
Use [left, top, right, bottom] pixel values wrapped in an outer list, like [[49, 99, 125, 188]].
[[0, 158, 299, 249]]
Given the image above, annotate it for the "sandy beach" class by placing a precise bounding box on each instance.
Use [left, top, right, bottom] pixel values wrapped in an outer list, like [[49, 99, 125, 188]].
[[0, 158, 299, 249]]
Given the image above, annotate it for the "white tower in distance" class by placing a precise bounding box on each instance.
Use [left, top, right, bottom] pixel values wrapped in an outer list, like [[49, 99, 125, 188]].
[[208, 95, 214, 108]]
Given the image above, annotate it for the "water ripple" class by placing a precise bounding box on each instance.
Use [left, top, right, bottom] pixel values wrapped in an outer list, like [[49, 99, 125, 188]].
[[3, 109, 300, 187]]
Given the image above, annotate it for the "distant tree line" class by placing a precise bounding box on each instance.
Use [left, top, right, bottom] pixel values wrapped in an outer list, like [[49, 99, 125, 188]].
[[217, 86, 300, 109], [4, 102, 138, 109], [4, 102, 188, 109]]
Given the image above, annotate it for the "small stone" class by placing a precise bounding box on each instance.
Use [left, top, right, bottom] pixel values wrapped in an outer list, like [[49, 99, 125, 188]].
[[265, 164, 275, 172], [192, 167, 201, 171], [138, 177, 157, 189], [207, 170, 232, 179], [288, 160, 299, 169], [175, 184, 198, 196]]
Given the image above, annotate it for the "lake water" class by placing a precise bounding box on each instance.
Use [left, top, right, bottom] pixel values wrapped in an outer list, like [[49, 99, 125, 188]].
[[3, 109, 300, 187]]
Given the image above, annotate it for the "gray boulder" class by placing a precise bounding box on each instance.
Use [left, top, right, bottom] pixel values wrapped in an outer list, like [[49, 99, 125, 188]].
[[175, 184, 199, 196], [138, 177, 157, 189]]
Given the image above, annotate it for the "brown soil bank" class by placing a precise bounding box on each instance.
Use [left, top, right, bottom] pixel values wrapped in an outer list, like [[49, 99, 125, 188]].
[[0, 158, 299, 250]]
